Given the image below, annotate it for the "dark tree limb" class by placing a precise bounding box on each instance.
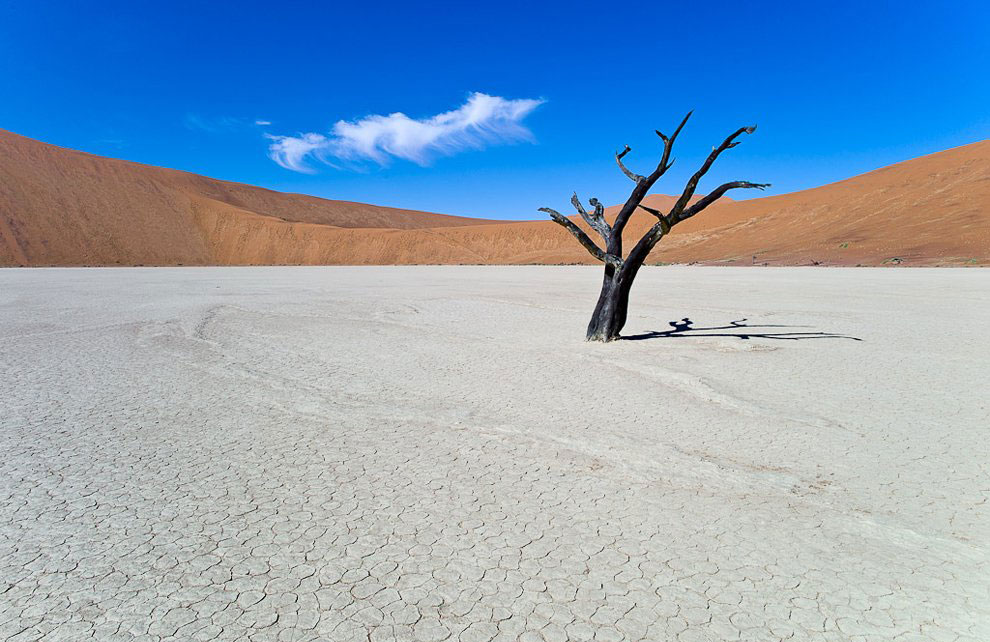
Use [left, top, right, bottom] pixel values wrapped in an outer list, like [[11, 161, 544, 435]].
[[668, 125, 758, 220], [615, 146, 644, 183], [623, 182, 769, 273], [637, 203, 665, 220], [611, 111, 693, 240], [541, 207, 623, 269], [570, 193, 611, 242], [654, 110, 692, 146], [676, 181, 770, 223], [652, 110, 692, 177]]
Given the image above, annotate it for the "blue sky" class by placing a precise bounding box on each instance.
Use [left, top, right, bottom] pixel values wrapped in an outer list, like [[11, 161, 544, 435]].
[[2, 1, 988, 220]]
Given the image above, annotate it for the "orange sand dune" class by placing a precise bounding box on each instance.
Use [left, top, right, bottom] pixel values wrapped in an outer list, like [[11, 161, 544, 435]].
[[0, 130, 497, 266], [1, 129, 987, 266]]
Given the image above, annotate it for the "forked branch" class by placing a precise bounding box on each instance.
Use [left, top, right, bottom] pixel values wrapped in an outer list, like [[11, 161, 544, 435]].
[[611, 110, 693, 238], [668, 125, 758, 220], [623, 180, 770, 276], [651, 109, 692, 177], [540, 207, 623, 269]]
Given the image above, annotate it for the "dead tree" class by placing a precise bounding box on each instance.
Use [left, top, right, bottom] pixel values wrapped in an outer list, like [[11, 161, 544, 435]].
[[541, 113, 768, 342]]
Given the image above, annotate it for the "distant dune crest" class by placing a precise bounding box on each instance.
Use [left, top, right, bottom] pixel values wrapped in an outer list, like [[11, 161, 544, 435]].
[[1, 129, 987, 266]]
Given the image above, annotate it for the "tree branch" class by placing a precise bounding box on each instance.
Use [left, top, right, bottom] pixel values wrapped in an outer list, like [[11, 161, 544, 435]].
[[611, 111, 693, 240], [615, 146, 644, 183], [623, 180, 769, 273], [541, 207, 623, 269], [676, 181, 770, 223], [571, 193, 611, 242], [651, 110, 691, 178], [637, 203, 664, 219], [668, 124, 758, 220]]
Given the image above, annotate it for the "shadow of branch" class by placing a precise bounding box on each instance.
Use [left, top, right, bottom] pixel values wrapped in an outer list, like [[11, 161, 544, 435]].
[[621, 318, 863, 342]]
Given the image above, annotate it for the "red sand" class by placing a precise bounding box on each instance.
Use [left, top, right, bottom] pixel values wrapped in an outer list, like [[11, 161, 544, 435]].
[[2, 129, 987, 267]]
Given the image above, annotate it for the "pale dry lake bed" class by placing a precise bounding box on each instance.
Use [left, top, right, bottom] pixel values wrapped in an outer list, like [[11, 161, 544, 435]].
[[1, 266, 987, 642]]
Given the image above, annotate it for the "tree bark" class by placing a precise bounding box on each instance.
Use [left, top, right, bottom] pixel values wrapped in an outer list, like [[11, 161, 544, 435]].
[[586, 275, 620, 341], [586, 271, 634, 342]]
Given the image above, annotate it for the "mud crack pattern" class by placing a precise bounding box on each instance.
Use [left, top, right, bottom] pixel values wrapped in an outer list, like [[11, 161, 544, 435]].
[[1, 267, 987, 641]]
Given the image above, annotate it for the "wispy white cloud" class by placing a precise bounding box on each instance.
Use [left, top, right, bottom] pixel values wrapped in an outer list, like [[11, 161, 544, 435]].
[[255, 120, 271, 126], [265, 133, 330, 174], [266, 92, 545, 173]]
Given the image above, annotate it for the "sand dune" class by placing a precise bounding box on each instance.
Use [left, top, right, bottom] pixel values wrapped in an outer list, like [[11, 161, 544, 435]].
[[2, 129, 988, 266], [0, 130, 497, 267]]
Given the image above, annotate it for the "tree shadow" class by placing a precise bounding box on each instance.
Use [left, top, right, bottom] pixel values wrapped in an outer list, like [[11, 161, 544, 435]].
[[622, 318, 863, 342]]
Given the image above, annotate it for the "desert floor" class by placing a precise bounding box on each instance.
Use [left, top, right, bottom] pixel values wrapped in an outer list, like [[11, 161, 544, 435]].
[[1, 266, 987, 642]]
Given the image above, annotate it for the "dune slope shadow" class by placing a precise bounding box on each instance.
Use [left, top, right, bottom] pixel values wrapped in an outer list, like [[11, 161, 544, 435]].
[[622, 318, 863, 342]]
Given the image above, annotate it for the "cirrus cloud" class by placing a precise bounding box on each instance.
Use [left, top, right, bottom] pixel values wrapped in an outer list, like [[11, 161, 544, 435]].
[[266, 92, 545, 173], [265, 133, 330, 174]]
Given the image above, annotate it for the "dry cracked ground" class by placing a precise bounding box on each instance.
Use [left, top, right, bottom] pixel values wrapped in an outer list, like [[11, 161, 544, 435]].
[[0, 266, 987, 642]]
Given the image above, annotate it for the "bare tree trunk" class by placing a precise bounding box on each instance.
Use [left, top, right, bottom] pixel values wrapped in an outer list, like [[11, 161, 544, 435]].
[[586, 256, 646, 341], [586, 275, 621, 341], [543, 113, 768, 341]]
